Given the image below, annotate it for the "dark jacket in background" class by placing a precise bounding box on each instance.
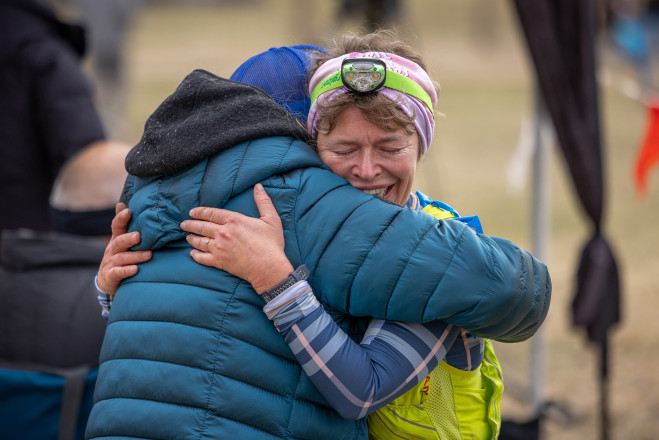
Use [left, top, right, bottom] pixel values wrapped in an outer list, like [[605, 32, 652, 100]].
[[0, 0, 105, 231], [0, 228, 108, 440], [0, 228, 107, 366]]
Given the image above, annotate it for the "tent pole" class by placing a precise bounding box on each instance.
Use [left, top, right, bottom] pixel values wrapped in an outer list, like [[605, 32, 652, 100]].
[[530, 89, 551, 414], [601, 338, 609, 440]]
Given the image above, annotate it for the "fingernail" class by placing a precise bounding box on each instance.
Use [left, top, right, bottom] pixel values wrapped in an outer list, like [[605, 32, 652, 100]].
[[180, 220, 187, 228], [189, 208, 196, 216], [255, 183, 263, 192]]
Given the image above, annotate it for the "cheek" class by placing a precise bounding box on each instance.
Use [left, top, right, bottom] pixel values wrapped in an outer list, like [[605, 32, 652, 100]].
[[319, 155, 351, 179], [393, 161, 416, 205], [391, 156, 417, 183]]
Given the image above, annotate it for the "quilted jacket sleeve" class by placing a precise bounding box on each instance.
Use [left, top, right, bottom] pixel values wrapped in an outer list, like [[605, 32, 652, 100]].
[[292, 169, 550, 343]]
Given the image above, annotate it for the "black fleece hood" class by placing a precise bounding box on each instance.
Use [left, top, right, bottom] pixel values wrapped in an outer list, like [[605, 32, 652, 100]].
[[125, 69, 311, 177]]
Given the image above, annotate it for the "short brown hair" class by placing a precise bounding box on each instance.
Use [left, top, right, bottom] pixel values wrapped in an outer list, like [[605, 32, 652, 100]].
[[310, 30, 439, 156]]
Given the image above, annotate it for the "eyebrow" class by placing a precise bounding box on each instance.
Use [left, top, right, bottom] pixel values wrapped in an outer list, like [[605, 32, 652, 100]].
[[329, 134, 410, 147]]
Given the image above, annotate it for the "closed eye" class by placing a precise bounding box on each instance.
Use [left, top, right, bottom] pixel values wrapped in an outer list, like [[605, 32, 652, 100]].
[[328, 146, 358, 157], [332, 150, 353, 157]]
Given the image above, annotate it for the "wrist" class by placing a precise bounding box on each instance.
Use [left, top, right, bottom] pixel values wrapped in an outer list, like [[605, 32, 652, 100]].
[[251, 261, 294, 294], [260, 265, 310, 304], [95, 273, 113, 296]]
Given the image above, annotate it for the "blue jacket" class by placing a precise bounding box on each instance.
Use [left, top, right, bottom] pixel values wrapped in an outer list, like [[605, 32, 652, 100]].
[[86, 70, 550, 440]]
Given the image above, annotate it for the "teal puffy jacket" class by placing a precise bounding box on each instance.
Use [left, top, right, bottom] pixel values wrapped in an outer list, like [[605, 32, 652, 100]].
[[86, 70, 550, 440]]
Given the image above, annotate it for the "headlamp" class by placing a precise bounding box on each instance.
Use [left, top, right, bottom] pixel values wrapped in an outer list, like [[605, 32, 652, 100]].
[[341, 58, 386, 93], [310, 57, 435, 117]]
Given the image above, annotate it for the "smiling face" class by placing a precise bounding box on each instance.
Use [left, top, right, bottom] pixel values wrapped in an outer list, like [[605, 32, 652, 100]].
[[316, 106, 419, 207]]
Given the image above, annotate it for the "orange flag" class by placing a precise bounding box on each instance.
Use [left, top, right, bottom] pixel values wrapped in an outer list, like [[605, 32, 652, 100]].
[[634, 101, 659, 197]]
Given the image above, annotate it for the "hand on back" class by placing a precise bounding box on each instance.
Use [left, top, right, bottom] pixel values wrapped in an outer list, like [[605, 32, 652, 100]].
[[97, 202, 152, 295], [181, 184, 294, 294]]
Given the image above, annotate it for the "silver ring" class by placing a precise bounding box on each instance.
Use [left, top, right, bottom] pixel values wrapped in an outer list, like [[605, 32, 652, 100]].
[[205, 238, 210, 244]]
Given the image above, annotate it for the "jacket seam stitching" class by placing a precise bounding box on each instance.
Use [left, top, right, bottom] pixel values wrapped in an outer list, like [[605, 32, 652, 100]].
[[322, 197, 372, 312], [349, 207, 404, 314], [153, 178, 165, 237], [502, 249, 528, 330], [229, 141, 251, 199], [91, 395, 292, 439], [420, 222, 469, 320], [295, 180, 353, 221], [385, 220, 435, 318], [196, 278, 240, 439]]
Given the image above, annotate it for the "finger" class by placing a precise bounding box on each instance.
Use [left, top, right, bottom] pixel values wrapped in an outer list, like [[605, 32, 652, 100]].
[[190, 249, 220, 268], [189, 207, 230, 225], [109, 231, 142, 255], [108, 264, 139, 281], [253, 184, 280, 224], [115, 202, 127, 216], [98, 250, 151, 294], [180, 219, 216, 238], [113, 249, 152, 266], [111, 208, 132, 237], [185, 234, 211, 251], [98, 264, 139, 293], [254, 184, 278, 221]]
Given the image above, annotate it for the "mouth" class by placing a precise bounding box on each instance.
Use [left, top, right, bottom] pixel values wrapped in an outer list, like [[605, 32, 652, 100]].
[[360, 185, 392, 199]]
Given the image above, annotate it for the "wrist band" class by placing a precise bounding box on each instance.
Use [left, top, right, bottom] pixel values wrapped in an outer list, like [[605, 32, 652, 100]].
[[260, 265, 310, 303]]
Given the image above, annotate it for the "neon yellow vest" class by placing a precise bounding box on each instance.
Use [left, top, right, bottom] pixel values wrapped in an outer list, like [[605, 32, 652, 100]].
[[367, 204, 504, 440]]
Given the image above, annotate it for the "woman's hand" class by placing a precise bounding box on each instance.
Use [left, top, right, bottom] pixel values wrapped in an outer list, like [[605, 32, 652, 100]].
[[97, 203, 153, 295], [181, 184, 294, 294]]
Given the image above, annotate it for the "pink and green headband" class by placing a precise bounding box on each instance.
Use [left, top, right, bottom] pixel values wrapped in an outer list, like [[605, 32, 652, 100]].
[[308, 52, 438, 154]]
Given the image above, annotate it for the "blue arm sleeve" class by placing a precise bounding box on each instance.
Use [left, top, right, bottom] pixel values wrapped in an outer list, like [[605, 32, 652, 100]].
[[268, 281, 460, 420], [94, 273, 111, 319]]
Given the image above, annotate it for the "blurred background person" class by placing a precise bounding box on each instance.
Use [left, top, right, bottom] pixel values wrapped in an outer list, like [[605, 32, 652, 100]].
[[0, 140, 131, 440], [0, 0, 106, 233], [602, 0, 659, 97]]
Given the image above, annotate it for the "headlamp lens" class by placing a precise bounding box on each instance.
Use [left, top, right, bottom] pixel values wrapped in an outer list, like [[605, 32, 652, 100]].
[[341, 58, 386, 93]]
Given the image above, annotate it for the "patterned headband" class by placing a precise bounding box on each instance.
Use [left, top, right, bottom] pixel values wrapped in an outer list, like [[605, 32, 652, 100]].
[[308, 52, 437, 154]]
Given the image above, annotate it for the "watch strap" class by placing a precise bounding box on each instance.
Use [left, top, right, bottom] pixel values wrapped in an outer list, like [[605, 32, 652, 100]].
[[260, 265, 310, 303]]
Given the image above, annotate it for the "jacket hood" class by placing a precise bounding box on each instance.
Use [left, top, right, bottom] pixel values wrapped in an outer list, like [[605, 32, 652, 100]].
[[122, 70, 324, 251], [125, 69, 311, 177]]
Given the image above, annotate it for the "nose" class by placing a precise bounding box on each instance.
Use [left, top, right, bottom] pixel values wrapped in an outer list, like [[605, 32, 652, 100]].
[[353, 150, 381, 180]]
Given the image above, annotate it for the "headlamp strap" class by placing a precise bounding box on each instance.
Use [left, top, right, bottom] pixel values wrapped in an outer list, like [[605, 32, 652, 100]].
[[310, 60, 434, 117], [384, 70, 434, 117]]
